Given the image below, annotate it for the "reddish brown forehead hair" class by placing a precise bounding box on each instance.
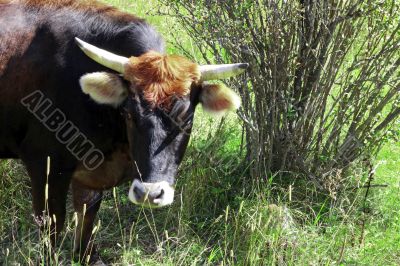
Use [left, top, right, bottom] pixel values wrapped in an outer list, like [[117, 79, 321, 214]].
[[124, 51, 200, 109]]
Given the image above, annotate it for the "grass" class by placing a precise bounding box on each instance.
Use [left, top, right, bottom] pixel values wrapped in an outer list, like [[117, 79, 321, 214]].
[[1, 114, 399, 265], [1, 0, 399, 265]]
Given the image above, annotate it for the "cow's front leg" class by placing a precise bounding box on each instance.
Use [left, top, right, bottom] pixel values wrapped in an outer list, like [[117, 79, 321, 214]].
[[72, 180, 104, 265], [24, 159, 71, 264]]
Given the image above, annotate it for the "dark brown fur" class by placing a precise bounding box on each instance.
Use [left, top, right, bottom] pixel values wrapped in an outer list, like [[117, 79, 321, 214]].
[[2, 0, 140, 22], [72, 144, 131, 190]]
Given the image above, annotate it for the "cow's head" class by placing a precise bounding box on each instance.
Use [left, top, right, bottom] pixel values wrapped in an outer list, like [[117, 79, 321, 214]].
[[75, 38, 247, 208]]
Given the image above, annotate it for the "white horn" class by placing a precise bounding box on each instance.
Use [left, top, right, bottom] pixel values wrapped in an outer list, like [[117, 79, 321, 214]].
[[75, 37, 130, 74], [200, 63, 249, 81]]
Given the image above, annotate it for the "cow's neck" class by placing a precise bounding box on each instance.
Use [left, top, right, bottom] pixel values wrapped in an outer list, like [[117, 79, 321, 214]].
[[72, 143, 133, 190]]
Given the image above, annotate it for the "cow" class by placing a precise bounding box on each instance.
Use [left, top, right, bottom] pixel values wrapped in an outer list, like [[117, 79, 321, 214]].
[[0, 0, 248, 264]]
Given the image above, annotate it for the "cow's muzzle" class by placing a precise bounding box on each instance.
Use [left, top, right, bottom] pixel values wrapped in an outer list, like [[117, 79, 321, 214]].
[[128, 179, 174, 208]]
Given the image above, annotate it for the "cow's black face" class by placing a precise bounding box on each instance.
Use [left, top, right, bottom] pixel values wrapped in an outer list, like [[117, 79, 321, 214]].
[[79, 69, 241, 208], [121, 89, 198, 207]]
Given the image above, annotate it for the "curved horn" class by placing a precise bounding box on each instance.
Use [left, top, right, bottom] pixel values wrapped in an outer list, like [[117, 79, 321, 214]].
[[200, 63, 249, 81], [75, 37, 130, 74]]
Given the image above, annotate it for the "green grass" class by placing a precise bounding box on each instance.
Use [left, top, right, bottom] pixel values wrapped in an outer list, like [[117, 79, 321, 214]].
[[1, 0, 399, 265], [1, 115, 398, 265], [358, 142, 400, 265]]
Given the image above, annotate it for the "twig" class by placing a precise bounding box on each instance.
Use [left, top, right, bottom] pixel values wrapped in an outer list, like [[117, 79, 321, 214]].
[[359, 161, 375, 246], [346, 184, 388, 191]]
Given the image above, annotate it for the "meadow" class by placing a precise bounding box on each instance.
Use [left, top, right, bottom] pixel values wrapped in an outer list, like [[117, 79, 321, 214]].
[[0, 0, 399, 265]]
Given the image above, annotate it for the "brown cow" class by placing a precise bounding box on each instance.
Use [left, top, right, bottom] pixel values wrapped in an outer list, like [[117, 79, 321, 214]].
[[0, 0, 247, 263]]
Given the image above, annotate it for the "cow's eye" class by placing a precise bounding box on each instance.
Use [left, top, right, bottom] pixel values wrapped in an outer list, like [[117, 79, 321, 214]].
[[123, 110, 135, 122], [126, 113, 133, 120]]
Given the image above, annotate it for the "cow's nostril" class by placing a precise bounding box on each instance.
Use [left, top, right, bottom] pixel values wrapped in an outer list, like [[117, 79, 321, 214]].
[[133, 186, 145, 199], [155, 189, 164, 200]]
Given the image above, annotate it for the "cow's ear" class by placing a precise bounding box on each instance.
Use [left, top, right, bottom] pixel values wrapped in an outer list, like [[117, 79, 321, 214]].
[[79, 72, 128, 107], [199, 83, 241, 114]]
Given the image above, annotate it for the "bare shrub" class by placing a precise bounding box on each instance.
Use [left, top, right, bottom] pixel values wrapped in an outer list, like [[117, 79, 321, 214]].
[[160, 0, 400, 194]]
